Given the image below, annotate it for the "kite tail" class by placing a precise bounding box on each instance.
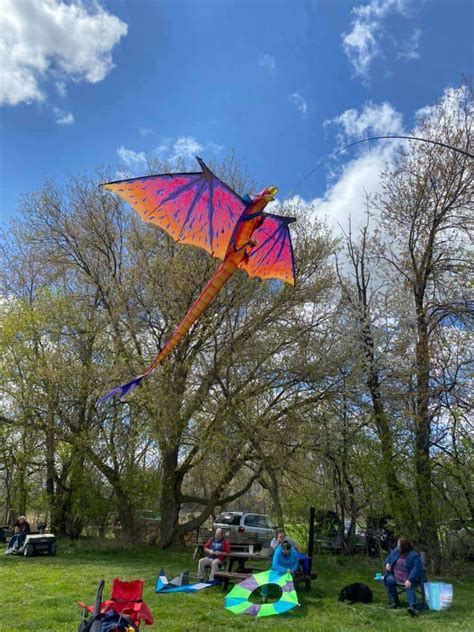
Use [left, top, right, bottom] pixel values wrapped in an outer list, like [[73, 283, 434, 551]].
[[98, 374, 146, 403], [143, 258, 237, 373], [99, 258, 237, 402]]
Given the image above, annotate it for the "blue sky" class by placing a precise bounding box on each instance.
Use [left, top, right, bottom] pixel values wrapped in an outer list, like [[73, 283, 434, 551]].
[[0, 0, 472, 227]]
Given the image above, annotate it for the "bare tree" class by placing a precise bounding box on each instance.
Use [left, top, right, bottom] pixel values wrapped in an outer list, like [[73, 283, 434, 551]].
[[373, 86, 473, 563]]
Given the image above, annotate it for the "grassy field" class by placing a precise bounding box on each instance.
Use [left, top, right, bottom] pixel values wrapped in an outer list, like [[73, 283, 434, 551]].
[[1, 542, 473, 631]]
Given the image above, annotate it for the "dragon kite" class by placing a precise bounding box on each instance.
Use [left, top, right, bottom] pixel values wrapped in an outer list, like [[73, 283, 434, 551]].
[[100, 157, 296, 401]]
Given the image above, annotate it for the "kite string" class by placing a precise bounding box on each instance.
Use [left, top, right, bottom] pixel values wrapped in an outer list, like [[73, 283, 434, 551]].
[[292, 135, 474, 194]]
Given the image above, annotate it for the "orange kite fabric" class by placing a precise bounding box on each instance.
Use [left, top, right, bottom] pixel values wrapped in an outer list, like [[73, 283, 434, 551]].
[[100, 157, 296, 401]]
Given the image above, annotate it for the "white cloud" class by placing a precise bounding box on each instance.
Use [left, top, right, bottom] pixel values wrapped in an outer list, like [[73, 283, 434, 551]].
[[0, 0, 127, 106], [298, 100, 405, 235], [117, 147, 147, 169], [309, 144, 397, 234], [117, 136, 221, 171], [326, 101, 403, 141], [397, 28, 421, 61], [154, 139, 172, 156], [294, 88, 469, 237], [55, 110, 74, 125], [55, 80, 67, 97], [171, 136, 204, 161], [259, 54, 276, 71], [288, 92, 308, 117], [342, 21, 378, 80], [342, 0, 409, 82], [415, 86, 471, 134], [154, 136, 221, 162], [206, 141, 224, 154], [139, 127, 153, 137]]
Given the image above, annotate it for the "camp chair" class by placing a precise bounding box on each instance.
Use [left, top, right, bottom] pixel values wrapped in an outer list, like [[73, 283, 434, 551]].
[[395, 578, 428, 610], [79, 579, 153, 627], [294, 553, 317, 590], [394, 553, 429, 611]]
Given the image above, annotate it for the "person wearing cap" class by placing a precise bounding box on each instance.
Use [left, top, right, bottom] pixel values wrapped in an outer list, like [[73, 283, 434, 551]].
[[5, 516, 31, 553], [271, 540, 299, 575]]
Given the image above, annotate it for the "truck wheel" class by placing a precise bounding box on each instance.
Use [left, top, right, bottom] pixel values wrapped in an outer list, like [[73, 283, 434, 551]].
[[24, 544, 34, 557], [49, 542, 57, 556]]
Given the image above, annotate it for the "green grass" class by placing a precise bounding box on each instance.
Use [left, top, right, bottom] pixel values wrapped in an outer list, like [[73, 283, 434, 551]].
[[1, 542, 473, 631]]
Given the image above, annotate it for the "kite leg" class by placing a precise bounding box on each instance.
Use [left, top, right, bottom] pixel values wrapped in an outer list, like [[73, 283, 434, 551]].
[[99, 259, 237, 402]]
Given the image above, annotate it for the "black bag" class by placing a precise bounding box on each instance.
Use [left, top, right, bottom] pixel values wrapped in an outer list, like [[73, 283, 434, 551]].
[[78, 610, 139, 632]]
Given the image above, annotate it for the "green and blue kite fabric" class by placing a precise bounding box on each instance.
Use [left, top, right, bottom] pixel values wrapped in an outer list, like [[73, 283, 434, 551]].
[[224, 570, 299, 617], [155, 569, 217, 593]]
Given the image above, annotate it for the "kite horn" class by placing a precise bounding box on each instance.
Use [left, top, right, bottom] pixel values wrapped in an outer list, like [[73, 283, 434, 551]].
[[196, 156, 212, 173]]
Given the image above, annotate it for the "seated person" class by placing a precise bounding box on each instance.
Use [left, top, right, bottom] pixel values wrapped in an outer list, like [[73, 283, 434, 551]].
[[5, 516, 31, 553], [197, 528, 230, 581], [384, 537, 423, 617], [271, 540, 299, 575], [270, 530, 299, 552]]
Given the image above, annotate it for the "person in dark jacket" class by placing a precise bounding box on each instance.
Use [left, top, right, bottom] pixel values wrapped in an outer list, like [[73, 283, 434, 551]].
[[384, 538, 424, 617], [5, 516, 31, 553]]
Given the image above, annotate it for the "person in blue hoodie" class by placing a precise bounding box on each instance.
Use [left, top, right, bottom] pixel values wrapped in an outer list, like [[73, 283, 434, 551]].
[[272, 540, 300, 575], [384, 538, 424, 617]]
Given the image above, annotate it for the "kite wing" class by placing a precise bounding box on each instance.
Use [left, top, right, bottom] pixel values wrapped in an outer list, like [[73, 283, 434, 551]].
[[102, 158, 248, 260], [225, 571, 298, 617], [238, 214, 296, 285]]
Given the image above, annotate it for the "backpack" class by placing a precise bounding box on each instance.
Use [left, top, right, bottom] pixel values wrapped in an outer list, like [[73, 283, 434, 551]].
[[78, 610, 139, 632]]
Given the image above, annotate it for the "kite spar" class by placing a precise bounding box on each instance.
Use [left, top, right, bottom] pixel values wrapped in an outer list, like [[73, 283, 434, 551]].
[[99, 158, 296, 401]]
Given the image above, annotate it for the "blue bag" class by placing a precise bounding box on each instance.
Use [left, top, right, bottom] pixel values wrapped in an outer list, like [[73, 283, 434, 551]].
[[423, 582, 453, 611]]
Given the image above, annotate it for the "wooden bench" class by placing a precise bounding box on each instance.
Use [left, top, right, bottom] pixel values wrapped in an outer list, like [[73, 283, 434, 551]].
[[215, 569, 316, 592]]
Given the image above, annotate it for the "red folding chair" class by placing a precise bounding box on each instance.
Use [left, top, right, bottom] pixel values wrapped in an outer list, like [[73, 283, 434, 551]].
[[79, 579, 153, 627]]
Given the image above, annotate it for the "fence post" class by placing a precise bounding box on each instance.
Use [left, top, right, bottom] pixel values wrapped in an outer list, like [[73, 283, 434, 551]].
[[308, 506, 315, 573]]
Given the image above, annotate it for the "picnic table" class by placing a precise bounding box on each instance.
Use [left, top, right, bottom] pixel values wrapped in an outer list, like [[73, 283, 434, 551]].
[[193, 539, 260, 560], [214, 550, 272, 589], [225, 550, 272, 573], [215, 548, 316, 591]]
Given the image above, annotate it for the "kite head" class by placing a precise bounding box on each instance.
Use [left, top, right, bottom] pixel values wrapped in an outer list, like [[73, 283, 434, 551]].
[[246, 186, 278, 205], [258, 185, 278, 202]]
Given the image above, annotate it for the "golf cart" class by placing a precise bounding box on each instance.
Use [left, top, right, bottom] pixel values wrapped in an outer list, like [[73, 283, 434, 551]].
[[5, 522, 57, 557]]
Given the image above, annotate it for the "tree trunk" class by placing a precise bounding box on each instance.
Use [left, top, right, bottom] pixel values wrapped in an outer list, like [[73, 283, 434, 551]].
[[268, 469, 285, 530], [83, 446, 138, 541], [364, 327, 415, 529], [159, 445, 183, 548], [45, 429, 57, 531], [414, 310, 440, 567], [341, 462, 357, 554], [115, 491, 139, 541], [2, 465, 12, 524]]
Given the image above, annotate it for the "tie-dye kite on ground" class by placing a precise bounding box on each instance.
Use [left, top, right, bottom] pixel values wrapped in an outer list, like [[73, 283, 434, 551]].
[[224, 570, 299, 617], [100, 157, 296, 401]]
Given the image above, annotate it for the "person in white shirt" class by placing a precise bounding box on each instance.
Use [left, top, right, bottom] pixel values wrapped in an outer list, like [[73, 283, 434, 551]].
[[270, 530, 299, 553]]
